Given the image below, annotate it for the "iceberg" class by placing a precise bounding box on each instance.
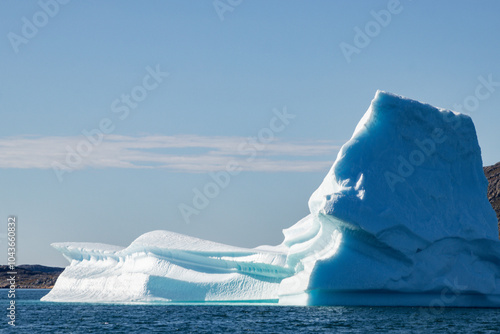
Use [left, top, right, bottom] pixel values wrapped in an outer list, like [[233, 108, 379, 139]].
[[42, 91, 500, 306]]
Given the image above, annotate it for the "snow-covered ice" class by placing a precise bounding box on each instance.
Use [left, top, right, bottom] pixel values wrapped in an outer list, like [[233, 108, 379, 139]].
[[42, 91, 500, 306], [43, 230, 291, 303]]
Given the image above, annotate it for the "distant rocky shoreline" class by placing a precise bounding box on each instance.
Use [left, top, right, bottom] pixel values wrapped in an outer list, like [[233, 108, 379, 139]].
[[2, 162, 500, 289], [0, 265, 64, 289], [484, 162, 500, 238]]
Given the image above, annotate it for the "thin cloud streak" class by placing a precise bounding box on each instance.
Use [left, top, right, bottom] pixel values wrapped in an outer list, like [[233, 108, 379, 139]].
[[0, 135, 341, 173]]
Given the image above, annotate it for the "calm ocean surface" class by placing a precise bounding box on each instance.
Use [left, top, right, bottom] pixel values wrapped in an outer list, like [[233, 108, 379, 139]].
[[1, 290, 499, 333]]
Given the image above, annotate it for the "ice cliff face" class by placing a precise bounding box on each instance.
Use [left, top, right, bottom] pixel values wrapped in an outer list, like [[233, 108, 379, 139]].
[[42, 91, 500, 306]]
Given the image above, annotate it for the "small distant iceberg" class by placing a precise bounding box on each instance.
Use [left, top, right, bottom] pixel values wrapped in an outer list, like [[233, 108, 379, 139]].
[[42, 91, 500, 306]]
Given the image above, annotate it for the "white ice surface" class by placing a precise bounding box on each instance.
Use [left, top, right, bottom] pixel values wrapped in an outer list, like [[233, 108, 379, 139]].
[[43, 230, 291, 303]]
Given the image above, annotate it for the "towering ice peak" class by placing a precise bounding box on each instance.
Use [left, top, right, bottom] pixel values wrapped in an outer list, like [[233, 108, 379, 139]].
[[277, 91, 500, 306], [308, 90, 497, 252]]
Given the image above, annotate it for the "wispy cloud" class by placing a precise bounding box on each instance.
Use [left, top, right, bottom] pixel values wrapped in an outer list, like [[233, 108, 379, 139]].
[[0, 135, 340, 173]]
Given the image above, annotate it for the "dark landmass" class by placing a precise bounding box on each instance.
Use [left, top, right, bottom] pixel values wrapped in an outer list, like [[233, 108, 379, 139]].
[[1, 162, 499, 289], [0, 265, 64, 289], [484, 162, 500, 238]]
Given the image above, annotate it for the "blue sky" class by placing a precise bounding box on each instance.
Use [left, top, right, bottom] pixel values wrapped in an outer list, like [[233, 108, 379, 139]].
[[1, 0, 499, 266]]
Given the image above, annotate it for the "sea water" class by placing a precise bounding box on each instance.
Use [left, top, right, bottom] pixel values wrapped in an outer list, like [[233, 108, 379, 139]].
[[1, 290, 499, 333]]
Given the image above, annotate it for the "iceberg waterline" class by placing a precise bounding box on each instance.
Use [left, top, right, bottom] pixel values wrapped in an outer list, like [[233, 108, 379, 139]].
[[42, 91, 500, 306]]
